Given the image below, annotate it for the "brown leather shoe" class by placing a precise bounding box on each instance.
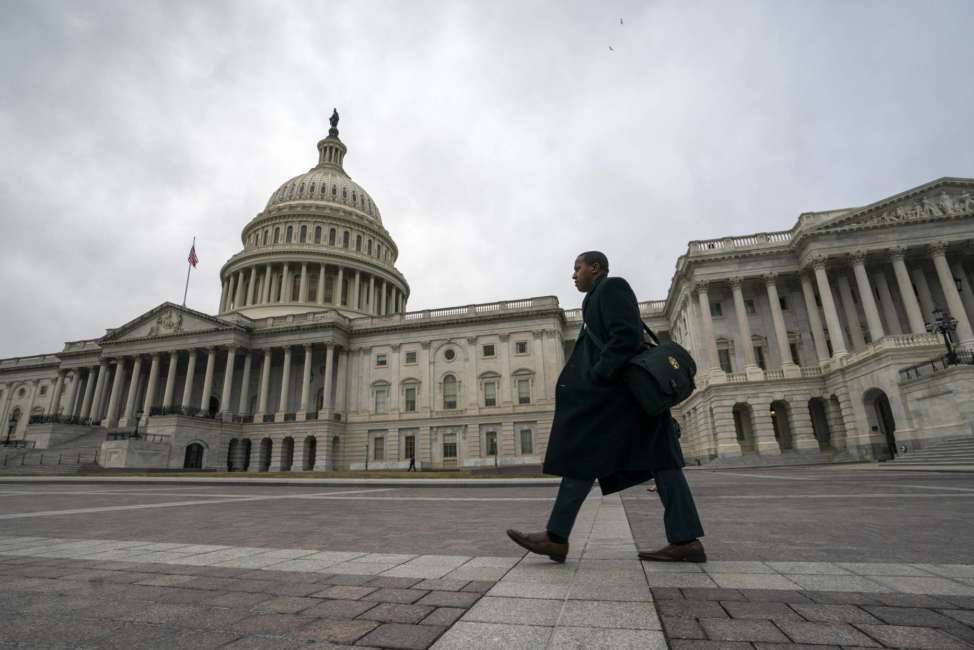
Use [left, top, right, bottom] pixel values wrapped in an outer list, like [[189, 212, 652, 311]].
[[506, 529, 568, 563], [638, 540, 706, 563]]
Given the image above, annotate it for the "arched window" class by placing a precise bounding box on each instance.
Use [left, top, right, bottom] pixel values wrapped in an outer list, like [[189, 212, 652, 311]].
[[314, 226, 322, 244], [286, 225, 293, 242], [342, 231, 350, 248], [367, 240, 372, 255], [274, 227, 281, 244], [263, 229, 269, 245], [443, 375, 458, 410], [356, 235, 362, 252], [300, 225, 307, 243], [7, 407, 21, 436], [329, 228, 336, 245]]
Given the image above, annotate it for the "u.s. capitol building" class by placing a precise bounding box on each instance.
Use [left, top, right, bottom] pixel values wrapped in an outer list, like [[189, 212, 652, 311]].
[[2, 117, 973, 472]]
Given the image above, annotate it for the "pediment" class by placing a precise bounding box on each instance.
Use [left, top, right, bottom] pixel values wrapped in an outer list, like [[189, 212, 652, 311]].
[[814, 178, 974, 232], [100, 302, 242, 343]]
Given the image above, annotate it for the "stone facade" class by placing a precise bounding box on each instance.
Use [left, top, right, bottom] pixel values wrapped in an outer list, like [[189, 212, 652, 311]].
[[2, 124, 973, 470]]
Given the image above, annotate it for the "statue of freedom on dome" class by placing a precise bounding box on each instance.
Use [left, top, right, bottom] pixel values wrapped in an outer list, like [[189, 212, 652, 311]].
[[330, 108, 339, 129]]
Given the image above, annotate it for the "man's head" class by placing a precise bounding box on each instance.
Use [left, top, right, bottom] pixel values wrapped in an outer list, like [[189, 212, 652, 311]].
[[572, 251, 609, 293]]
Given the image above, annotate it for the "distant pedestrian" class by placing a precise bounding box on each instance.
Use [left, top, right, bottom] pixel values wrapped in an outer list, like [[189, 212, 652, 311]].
[[408, 455, 416, 472], [507, 251, 706, 563]]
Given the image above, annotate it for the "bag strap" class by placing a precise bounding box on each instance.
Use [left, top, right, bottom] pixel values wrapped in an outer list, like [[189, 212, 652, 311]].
[[583, 320, 659, 351]]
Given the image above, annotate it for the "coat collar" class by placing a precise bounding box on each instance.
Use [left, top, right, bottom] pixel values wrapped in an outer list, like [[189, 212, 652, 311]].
[[582, 273, 609, 312]]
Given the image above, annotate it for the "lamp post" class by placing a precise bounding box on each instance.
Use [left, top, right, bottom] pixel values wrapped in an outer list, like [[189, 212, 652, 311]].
[[926, 306, 959, 364]]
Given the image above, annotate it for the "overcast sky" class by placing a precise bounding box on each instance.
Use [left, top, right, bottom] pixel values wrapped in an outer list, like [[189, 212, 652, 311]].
[[1, 1, 972, 359]]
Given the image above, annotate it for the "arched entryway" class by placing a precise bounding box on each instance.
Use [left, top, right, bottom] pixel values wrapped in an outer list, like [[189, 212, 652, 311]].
[[770, 400, 793, 451], [303, 436, 317, 471], [864, 388, 897, 459], [808, 398, 832, 451], [259, 437, 273, 471], [240, 438, 252, 471], [281, 437, 294, 471], [226, 439, 239, 471], [184, 443, 205, 469], [732, 403, 754, 454]]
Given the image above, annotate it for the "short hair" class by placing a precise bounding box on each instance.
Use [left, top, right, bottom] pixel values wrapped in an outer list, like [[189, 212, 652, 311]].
[[578, 251, 609, 273]]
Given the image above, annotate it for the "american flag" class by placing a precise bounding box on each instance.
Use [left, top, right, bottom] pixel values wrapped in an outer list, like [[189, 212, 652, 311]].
[[187, 243, 199, 268]]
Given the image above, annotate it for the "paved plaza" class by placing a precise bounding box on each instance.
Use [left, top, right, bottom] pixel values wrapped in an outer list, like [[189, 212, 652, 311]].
[[1, 467, 974, 649]]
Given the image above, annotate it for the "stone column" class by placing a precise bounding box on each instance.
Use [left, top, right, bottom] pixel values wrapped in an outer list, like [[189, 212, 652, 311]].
[[753, 407, 781, 456], [199, 348, 216, 416], [161, 351, 178, 411], [334, 347, 348, 416], [836, 273, 866, 350], [320, 344, 334, 417], [336, 267, 344, 306], [246, 267, 257, 306], [317, 264, 326, 304], [120, 356, 143, 426], [79, 366, 98, 420], [380, 281, 387, 315], [950, 259, 974, 328], [141, 353, 161, 424], [891, 249, 927, 334], [47, 371, 65, 416], [276, 346, 292, 421], [911, 266, 937, 322], [219, 279, 229, 312], [353, 271, 361, 310], [789, 399, 821, 452], [497, 336, 511, 406], [298, 344, 312, 420], [872, 269, 903, 336], [104, 359, 127, 428], [280, 263, 290, 302], [851, 252, 885, 344], [257, 349, 272, 419], [799, 273, 829, 364], [299, 263, 308, 303], [812, 258, 848, 358], [90, 361, 109, 421], [262, 264, 272, 304], [368, 275, 376, 314], [220, 347, 237, 418], [64, 371, 81, 417], [226, 275, 237, 310], [234, 271, 246, 308], [931, 242, 974, 346], [730, 277, 759, 374], [695, 282, 723, 379], [237, 351, 253, 416], [181, 350, 197, 413], [712, 399, 742, 458], [764, 274, 799, 376]]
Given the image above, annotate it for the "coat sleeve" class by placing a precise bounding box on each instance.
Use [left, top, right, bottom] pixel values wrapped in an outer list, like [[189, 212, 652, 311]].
[[590, 277, 643, 382]]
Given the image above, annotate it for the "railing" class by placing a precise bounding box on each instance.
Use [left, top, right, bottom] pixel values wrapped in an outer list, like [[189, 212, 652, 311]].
[[283, 413, 297, 422], [352, 296, 562, 329], [305, 412, 319, 421], [106, 431, 168, 443], [28, 415, 94, 426], [764, 369, 785, 380], [899, 350, 974, 381], [563, 300, 667, 323], [689, 229, 794, 254], [0, 440, 35, 448], [61, 340, 101, 353], [726, 373, 747, 383], [0, 354, 61, 369], [262, 414, 275, 423], [801, 366, 823, 378], [2, 451, 97, 467], [236, 414, 254, 424]]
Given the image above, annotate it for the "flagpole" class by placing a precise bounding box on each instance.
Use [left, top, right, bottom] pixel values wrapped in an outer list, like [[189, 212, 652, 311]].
[[182, 236, 195, 307]]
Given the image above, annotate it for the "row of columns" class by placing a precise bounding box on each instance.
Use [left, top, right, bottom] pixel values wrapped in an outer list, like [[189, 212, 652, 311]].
[[220, 262, 406, 316], [693, 243, 974, 376]]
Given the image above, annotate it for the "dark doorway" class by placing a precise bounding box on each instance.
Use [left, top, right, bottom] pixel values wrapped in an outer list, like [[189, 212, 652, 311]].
[[208, 396, 220, 418], [259, 438, 272, 471], [184, 443, 204, 469], [281, 437, 294, 471]]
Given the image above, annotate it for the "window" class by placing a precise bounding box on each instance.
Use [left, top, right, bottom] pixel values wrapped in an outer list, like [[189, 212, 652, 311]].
[[515, 341, 528, 354], [374, 386, 389, 414], [519, 429, 533, 455], [517, 379, 530, 405], [367, 240, 372, 255], [482, 344, 495, 357], [789, 342, 800, 365], [484, 381, 497, 407], [274, 227, 281, 243], [754, 346, 766, 370], [718, 349, 733, 373], [373, 437, 384, 461], [486, 431, 498, 456], [263, 229, 269, 245], [443, 433, 457, 459], [744, 299, 756, 315], [343, 231, 350, 248], [404, 435, 415, 460], [286, 225, 293, 242], [376, 354, 387, 368], [710, 302, 723, 317], [443, 375, 457, 409], [405, 351, 417, 364], [779, 296, 789, 311], [39, 385, 48, 396], [314, 226, 321, 244], [356, 235, 362, 251], [300, 225, 307, 242], [404, 386, 417, 412], [444, 349, 456, 361]]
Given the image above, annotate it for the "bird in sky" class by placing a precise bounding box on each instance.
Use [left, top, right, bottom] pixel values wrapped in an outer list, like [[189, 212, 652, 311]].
[[620, 18, 624, 25], [609, 45, 614, 51]]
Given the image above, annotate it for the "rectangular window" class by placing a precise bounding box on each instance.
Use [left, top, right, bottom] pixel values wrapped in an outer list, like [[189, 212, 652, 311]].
[[744, 299, 756, 315], [374, 387, 388, 414], [718, 349, 733, 373], [515, 341, 528, 354], [517, 379, 530, 405], [39, 385, 48, 396], [486, 431, 498, 456], [482, 344, 495, 357], [519, 429, 534, 455], [443, 433, 457, 459], [376, 354, 387, 367], [405, 351, 417, 364], [710, 302, 723, 317], [373, 437, 384, 461], [484, 381, 497, 407], [404, 386, 417, 412], [754, 346, 766, 370], [779, 296, 789, 311], [404, 435, 415, 460], [443, 379, 457, 410], [789, 342, 800, 365]]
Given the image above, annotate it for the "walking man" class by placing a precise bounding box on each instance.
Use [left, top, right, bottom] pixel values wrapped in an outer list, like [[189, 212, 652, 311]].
[[507, 251, 706, 562]]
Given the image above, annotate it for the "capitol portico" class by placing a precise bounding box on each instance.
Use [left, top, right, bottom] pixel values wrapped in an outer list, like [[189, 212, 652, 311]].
[[2, 115, 973, 472]]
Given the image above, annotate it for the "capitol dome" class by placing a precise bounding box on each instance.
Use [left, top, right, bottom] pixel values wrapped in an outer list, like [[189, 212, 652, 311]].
[[218, 109, 409, 320]]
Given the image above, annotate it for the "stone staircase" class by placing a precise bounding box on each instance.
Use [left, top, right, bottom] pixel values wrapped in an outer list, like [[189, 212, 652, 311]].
[[885, 436, 974, 466], [0, 429, 106, 475]]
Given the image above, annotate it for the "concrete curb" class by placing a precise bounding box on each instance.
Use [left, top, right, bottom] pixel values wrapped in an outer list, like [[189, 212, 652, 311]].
[[0, 475, 563, 487]]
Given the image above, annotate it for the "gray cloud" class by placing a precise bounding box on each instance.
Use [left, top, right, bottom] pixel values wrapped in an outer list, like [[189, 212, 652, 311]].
[[1, 0, 972, 358]]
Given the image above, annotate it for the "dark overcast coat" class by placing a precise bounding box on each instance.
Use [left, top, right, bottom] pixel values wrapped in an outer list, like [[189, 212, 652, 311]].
[[543, 274, 685, 494]]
